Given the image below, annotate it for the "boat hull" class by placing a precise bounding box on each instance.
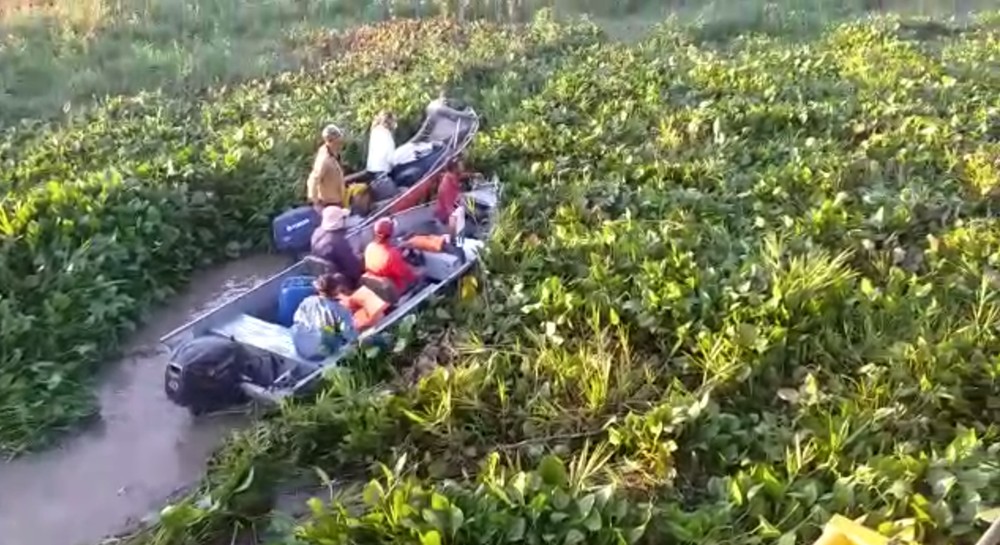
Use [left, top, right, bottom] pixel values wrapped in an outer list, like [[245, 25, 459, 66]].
[[162, 178, 501, 412]]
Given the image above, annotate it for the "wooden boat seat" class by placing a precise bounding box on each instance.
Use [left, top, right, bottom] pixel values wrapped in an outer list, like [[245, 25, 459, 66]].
[[211, 313, 300, 362]]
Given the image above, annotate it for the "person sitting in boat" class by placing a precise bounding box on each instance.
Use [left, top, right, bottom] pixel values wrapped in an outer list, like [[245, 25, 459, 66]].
[[307, 124, 346, 211], [326, 272, 390, 332], [427, 88, 476, 122], [291, 273, 359, 360], [310, 206, 363, 290], [364, 217, 422, 300]]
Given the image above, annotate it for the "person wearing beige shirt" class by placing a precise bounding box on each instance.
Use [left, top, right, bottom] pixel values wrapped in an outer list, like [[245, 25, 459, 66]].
[[307, 124, 346, 210]]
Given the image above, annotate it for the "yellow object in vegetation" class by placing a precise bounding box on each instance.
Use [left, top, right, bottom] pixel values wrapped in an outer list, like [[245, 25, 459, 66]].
[[813, 516, 895, 545]]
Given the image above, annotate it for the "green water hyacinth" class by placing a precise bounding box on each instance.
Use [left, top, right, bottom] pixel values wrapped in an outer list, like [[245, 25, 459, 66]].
[[12, 9, 1000, 545]]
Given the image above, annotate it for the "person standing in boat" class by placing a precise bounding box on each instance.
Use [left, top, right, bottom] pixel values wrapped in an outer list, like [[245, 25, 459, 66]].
[[310, 206, 363, 290], [364, 217, 421, 299], [291, 273, 359, 360], [365, 111, 401, 201], [367, 111, 397, 178], [434, 157, 479, 237], [306, 124, 346, 211]]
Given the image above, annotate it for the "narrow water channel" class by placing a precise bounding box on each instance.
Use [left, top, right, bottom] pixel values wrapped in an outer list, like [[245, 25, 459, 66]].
[[0, 253, 289, 545]]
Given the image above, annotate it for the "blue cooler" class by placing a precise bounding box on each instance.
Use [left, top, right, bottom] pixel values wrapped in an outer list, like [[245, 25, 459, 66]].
[[278, 275, 316, 327], [272, 206, 320, 254]]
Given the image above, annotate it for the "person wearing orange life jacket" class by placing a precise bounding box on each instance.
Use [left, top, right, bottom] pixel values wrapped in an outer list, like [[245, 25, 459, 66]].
[[364, 217, 423, 297], [326, 272, 390, 332]]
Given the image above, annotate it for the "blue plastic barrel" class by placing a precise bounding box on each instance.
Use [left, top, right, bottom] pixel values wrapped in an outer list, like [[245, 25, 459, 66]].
[[278, 276, 316, 327], [272, 206, 320, 254]]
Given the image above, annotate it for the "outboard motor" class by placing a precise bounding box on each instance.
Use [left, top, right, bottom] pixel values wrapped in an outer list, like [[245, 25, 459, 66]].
[[272, 206, 320, 255], [164, 337, 282, 415]]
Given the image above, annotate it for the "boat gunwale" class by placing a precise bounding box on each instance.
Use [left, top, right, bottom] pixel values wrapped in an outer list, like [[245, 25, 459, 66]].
[[160, 178, 501, 371]]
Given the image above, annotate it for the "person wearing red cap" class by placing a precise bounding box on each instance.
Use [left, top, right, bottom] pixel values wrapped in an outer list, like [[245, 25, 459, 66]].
[[364, 217, 419, 296]]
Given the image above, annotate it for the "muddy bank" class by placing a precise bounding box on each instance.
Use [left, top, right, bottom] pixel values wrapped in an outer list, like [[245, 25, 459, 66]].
[[0, 253, 289, 545]]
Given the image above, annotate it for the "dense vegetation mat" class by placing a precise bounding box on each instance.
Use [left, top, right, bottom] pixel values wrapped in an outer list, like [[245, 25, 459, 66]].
[[8, 10, 1000, 545]]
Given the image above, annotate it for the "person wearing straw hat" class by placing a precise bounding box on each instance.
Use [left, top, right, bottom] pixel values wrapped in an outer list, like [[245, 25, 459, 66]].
[[306, 124, 347, 211], [310, 205, 363, 290]]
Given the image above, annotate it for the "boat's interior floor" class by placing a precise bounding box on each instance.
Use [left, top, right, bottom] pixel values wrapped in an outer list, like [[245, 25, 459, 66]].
[[209, 212, 489, 386]]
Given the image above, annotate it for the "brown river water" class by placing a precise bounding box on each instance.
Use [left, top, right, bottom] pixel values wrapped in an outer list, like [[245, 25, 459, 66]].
[[0, 253, 289, 545]]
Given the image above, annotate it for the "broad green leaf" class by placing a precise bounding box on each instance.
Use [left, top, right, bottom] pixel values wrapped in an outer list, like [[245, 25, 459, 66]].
[[507, 517, 527, 542], [625, 525, 647, 544], [582, 510, 603, 532], [594, 485, 613, 509], [421, 530, 442, 545], [450, 506, 465, 530], [538, 455, 568, 487], [306, 497, 324, 517], [977, 507, 1000, 523], [577, 493, 596, 518], [778, 533, 796, 545], [552, 488, 571, 510], [563, 529, 585, 545], [363, 480, 385, 506], [431, 492, 450, 511]]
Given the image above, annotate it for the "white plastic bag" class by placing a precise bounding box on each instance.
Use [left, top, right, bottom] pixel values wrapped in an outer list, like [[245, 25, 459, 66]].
[[291, 297, 346, 360]]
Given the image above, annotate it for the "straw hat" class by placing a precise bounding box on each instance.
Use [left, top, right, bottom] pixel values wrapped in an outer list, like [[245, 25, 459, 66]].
[[320, 206, 349, 231], [321, 124, 343, 141]]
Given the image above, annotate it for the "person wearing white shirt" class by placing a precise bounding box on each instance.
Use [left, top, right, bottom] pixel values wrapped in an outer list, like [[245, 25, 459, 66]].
[[366, 111, 397, 177]]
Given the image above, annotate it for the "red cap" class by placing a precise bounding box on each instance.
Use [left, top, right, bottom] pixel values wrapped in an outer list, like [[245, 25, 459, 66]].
[[374, 218, 394, 239]]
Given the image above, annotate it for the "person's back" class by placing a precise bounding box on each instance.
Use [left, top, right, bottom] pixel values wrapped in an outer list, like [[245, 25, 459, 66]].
[[364, 219, 417, 294], [364, 240, 415, 294], [309, 207, 363, 289], [311, 229, 363, 288]]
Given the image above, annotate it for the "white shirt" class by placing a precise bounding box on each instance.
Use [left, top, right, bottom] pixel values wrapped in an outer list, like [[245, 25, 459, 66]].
[[366, 125, 396, 173]]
